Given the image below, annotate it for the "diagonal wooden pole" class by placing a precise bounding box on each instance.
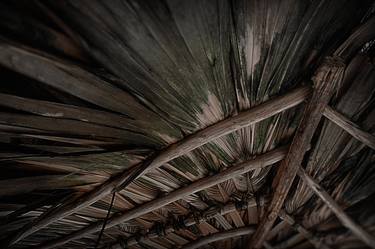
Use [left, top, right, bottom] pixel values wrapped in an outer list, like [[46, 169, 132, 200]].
[[106, 197, 267, 249], [181, 226, 256, 249], [323, 106, 375, 150], [278, 210, 331, 249], [297, 168, 375, 249], [36, 147, 287, 249], [248, 57, 345, 249], [1, 85, 309, 248]]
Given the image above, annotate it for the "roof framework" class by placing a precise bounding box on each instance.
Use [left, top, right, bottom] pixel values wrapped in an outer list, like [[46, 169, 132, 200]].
[[0, 1, 374, 249]]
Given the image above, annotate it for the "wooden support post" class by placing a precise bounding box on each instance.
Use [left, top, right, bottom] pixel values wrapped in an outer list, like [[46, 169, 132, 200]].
[[248, 57, 345, 249], [297, 168, 375, 249], [323, 106, 375, 150], [36, 147, 287, 249], [1, 82, 309, 247], [181, 226, 256, 249]]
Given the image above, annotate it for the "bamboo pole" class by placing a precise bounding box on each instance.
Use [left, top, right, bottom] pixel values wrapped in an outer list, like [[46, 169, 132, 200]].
[[2, 85, 309, 247], [36, 147, 287, 249], [323, 106, 375, 150], [248, 57, 345, 249], [107, 197, 267, 249], [249, 57, 344, 249], [181, 226, 255, 249], [297, 168, 375, 249]]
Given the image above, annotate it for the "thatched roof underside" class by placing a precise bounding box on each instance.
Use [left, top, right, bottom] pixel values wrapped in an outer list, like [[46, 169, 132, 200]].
[[0, 1, 375, 249]]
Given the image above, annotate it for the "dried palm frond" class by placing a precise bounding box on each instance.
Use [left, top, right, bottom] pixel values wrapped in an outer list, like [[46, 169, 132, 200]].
[[0, 1, 374, 249]]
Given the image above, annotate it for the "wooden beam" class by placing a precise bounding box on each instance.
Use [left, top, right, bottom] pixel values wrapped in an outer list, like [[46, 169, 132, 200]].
[[107, 197, 267, 249], [271, 188, 375, 249], [278, 210, 331, 249], [181, 226, 256, 249], [248, 57, 345, 249], [266, 220, 288, 241], [323, 106, 375, 150], [36, 147, 287, 249], [297, 168, 375, 249], [2, 86, 309, 247]]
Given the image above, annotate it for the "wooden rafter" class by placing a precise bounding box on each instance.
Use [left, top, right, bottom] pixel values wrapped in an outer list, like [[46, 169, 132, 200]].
[[107, 197, 267, 249], [266, 220, 289, 241], [1, 82, 309, 247], [278, 210, 331, 249], [323, 106, 375, 150], [37, 147, 287, 249], [297, 168, 375, 249], [247, 57, 345, 249], [271, 184, 375, 249], [181, 226, 256, 249], [0, 3, 374, 249]]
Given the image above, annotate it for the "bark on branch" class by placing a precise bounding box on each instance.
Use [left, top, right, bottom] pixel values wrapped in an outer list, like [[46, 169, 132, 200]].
[[248, 57, 345, 249]]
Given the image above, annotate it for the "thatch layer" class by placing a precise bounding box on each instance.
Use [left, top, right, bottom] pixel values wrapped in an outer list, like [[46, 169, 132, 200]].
[[0, 1, 374, 249]]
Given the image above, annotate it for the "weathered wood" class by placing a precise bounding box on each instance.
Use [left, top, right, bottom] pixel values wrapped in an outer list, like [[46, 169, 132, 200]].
[[181, 226, 256, 249], [0, 2, 373, 249], [3, 86, 309, 247], [248, 57, 345, 249], [323, 106, 375, 150], [278, 210, 331, 249], [266, 220, 288, 240], [272, 188, 375, 249], [107, 197, 266, 249], [36, 147, 287, 249], [274, 234, 306, 249], [297, 168, 375, 249]]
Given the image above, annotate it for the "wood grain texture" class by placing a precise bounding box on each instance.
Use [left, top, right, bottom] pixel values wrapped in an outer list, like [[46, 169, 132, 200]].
[[36, 147, 287, 249], [0, 1, 373, 249], [107, 197, 266, 249], [324, 106, 375, 150], [181, 226, 256, 249], [248, 57, 345, 249], [3, 87, 308, 247], [297, 168, 375, 249], [278, 210, 331, 249]]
